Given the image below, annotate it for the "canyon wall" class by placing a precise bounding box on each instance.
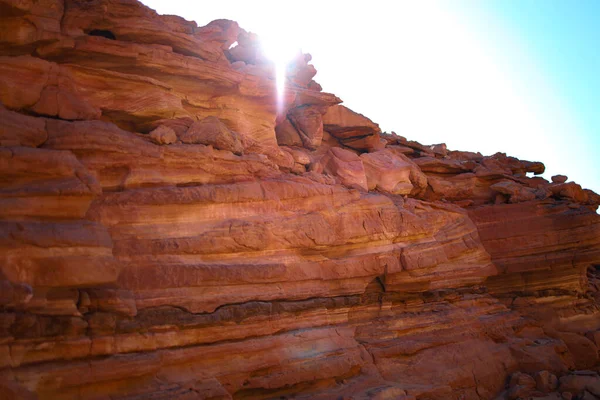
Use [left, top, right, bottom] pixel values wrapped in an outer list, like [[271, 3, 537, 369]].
[[1, 1, 599, 399]]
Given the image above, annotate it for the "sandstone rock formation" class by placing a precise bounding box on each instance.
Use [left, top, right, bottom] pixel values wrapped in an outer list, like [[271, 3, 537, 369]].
[[0, 1, 599, 399]]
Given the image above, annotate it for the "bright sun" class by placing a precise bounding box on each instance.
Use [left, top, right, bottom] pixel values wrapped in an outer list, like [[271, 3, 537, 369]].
[[139, 0, 600, 194], [259, 37, 300, 109]]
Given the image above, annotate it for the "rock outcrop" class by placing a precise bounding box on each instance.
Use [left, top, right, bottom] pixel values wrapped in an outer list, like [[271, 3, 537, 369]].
[[0, 1, 599, 399]]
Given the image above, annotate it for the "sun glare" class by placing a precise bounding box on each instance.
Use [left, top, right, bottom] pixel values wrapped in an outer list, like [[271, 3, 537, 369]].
[[139, 0, 599, 193], [259, 37, 299, 111]]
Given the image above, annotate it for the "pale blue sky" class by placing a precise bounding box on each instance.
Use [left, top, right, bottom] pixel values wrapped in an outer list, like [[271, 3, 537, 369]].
[[142, 1, 599, 193], [456, 0, 599, 192]]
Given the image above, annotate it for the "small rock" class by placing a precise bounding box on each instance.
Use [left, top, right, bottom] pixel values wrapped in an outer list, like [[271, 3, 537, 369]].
[[553, 332, 599, 370], [549, 182, 589, 203], [429, 143, 448, 157], [149, 125, 177, 145], [180, 116, 244, 155], [275, 118, 303, 147], [508, 385, 534, 400], [561, 392, 573, 400], [508, 372, 537, 399], [77, 290, 91, 314], [552, 175, 568, 183], [510, 372, 536, 389], [319, 147, 368, 191], [360, 149, 414, 195], [559, 374, 600, 395], [287, 105, 324, 150], [491, 180, 537, 203], [322, 105, 382, 151], [536, 371, 558, 393]]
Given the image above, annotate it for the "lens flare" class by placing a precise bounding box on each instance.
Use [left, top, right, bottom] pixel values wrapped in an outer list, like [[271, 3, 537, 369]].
[[260, 37, 299, 113]]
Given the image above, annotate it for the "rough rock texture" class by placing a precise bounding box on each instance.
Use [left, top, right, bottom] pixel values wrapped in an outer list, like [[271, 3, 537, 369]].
[[0, 1, 599, 399]]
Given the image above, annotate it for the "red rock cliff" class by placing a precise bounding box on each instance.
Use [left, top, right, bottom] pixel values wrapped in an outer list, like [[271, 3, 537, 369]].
[[1, 1, 599, 399]]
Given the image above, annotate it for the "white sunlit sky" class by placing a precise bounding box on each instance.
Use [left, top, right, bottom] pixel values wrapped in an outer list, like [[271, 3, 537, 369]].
[[142, 0, 599, 193]]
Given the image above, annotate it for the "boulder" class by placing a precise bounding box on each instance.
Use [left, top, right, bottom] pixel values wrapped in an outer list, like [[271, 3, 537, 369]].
[[490, 180, 537, 203], [550, 182, 589, 203], [148, 125, 177, 145], [322, 105, 382, 151], [552, 175, 568, 184], [287, 105, 324, 150], [508, 372, 537, 400], [360, 149, 414, 194], [559, 374, 600, 396], [550, 332, 599, 370], [318, 147, 368, 191], [429, 143, 448, 157], [179, 116, 244, 155], [536, 370, 559, 393], [275, 117, 303, 147]]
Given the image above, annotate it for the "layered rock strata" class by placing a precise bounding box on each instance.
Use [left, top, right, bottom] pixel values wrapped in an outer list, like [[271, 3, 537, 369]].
[[0, 1, 599, 399]]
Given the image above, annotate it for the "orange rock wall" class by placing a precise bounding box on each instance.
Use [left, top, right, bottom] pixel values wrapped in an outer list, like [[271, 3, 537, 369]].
[[1, 1, 599, 399]]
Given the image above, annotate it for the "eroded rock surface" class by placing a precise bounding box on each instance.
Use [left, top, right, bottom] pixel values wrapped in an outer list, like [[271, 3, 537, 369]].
[[0, 1, 599, 399]]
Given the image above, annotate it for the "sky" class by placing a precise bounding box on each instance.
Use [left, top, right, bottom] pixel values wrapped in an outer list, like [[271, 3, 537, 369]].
[[142, 0, 599, 193]]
